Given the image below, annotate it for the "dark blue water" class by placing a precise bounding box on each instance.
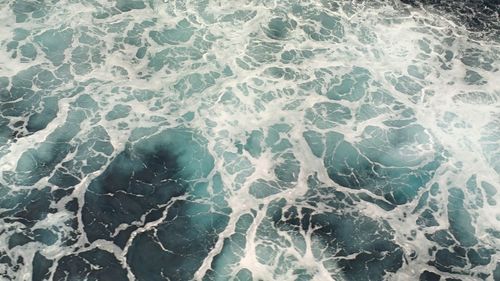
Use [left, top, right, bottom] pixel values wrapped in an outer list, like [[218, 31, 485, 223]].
[[0, 0, 499, 280]]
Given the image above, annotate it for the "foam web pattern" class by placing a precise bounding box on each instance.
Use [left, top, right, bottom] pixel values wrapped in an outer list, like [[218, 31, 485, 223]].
[[0, 0, 499, 280]]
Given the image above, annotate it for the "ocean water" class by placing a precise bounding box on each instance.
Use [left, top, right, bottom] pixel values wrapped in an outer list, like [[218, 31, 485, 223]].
[[0, 0, 499, 280]]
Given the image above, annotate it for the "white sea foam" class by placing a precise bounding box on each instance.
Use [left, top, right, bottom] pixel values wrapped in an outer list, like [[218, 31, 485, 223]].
[[0, 0, 498, 280]]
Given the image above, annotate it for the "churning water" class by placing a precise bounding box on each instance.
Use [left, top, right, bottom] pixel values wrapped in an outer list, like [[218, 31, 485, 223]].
[[0, 0, 499, 280]]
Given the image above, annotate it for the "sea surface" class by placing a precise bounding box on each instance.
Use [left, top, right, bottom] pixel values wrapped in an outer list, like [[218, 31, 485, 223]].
[[0, 0, 499, 280]]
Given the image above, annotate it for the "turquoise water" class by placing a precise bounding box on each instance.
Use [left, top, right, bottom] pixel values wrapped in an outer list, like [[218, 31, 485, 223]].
[[0, 0, 499, 280]]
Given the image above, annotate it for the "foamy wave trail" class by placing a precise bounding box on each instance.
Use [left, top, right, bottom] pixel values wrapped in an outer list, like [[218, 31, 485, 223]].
[[0, 0, 498, 280]]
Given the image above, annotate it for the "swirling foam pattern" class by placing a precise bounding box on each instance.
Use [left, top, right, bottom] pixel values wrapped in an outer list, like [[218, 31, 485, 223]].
[[0, 0, 499, 280]]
